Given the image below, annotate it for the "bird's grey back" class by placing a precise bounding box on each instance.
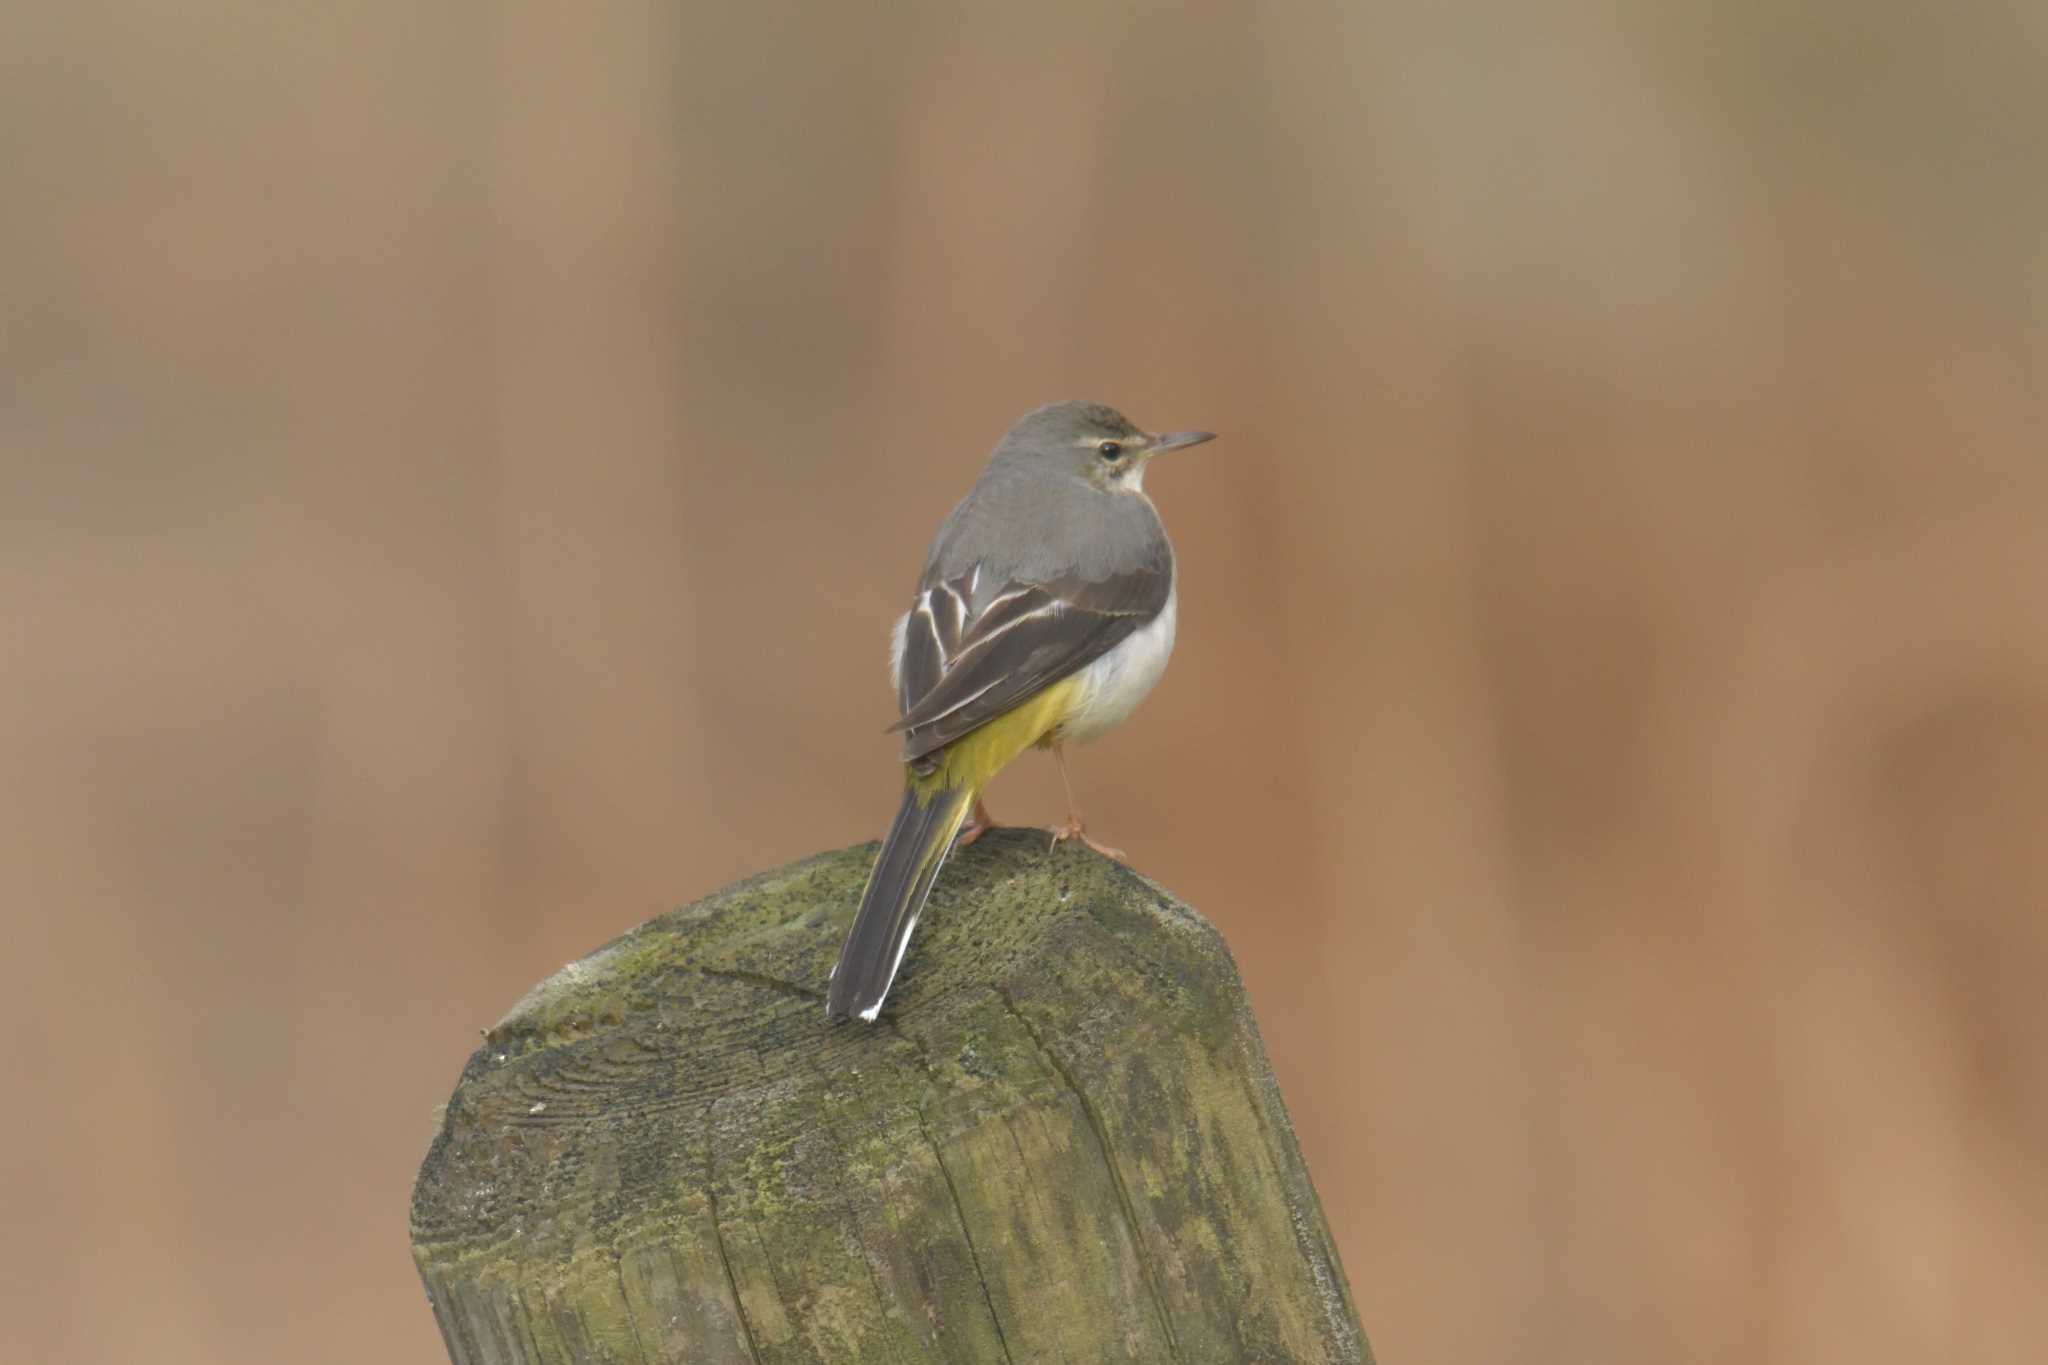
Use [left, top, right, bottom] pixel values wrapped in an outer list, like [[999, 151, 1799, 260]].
[[922, 462, 1169, 598]]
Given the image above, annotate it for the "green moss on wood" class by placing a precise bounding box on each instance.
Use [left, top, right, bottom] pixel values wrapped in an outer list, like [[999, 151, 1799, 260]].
[[412, 830, 1369, 1364]]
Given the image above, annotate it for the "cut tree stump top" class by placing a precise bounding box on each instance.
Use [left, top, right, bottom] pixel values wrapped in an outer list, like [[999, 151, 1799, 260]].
[[411, 829, 1369, 1364]]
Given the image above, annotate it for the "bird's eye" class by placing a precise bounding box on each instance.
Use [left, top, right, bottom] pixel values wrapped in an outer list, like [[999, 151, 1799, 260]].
[[1097, 441, 1123, 460]]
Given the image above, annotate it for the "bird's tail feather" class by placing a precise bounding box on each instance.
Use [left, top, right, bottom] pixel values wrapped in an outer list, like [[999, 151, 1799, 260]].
[[826, 782, 976, 1021]]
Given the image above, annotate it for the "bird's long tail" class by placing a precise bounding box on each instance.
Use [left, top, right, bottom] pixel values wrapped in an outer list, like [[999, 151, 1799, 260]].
[[826, 781, 976, 1021]]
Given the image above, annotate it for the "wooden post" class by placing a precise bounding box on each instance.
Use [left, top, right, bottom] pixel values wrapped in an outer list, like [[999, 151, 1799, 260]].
[[411, 829, 1371, 1363]]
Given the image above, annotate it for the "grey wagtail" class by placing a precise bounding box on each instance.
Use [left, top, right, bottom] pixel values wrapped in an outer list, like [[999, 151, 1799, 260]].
[[825, 400, 1213, 1021]]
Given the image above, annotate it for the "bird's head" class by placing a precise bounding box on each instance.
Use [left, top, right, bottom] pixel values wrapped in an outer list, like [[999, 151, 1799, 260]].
[[994, 400, 1215, 493]]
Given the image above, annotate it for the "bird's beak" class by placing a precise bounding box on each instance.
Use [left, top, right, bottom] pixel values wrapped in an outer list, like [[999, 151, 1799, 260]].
[[1149, 430, 1216, 454]]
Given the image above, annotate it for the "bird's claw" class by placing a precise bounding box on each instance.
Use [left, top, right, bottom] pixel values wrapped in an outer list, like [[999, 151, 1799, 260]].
[[955, 798, 998, 849], [1048, 816, 1126, 862]]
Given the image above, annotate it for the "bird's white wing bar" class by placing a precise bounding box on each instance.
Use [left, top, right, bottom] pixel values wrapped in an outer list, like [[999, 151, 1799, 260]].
[[888, 554, 1173, 762]]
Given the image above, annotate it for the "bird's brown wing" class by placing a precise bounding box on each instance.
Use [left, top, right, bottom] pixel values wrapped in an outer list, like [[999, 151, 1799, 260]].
[[891, 555, 1171, 766]]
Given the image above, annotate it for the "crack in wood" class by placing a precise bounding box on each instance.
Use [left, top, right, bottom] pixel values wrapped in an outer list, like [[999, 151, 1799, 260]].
[[704, 1118, 765, 1364], [441, 1279, 482, 1365], [916, 1099, 1016, 1365], [513, 1288, 547, 1362], [999, 988, 1182, 1362], [613, 1256, 651, 1363]]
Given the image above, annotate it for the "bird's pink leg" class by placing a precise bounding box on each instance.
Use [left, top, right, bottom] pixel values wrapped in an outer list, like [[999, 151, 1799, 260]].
[[1046, 746, 1126, 862], [954, 797, 998, 848]]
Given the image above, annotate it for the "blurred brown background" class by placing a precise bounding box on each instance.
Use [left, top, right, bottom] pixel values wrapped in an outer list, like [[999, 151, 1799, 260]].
[[5, 3, 2045, 1362]]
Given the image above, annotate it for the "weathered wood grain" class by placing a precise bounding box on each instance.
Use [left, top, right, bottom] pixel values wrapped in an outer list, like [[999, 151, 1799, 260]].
[[411, 829, 1369, 1363]]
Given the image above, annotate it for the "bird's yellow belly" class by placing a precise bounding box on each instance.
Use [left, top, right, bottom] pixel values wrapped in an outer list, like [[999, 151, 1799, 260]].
[[908, 675, 1082, 801]]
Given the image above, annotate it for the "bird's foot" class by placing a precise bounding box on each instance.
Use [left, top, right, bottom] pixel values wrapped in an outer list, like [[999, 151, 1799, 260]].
[[1048, 815, 1125, 862], [955, 798, 998, 849]]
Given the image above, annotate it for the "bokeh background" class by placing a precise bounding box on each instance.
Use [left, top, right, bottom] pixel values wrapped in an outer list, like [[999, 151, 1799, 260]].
[[6, 3, 2045, 1362]]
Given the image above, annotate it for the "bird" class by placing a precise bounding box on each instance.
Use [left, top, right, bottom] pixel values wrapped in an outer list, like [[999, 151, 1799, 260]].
[[825, 400, 1213, 1022]]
